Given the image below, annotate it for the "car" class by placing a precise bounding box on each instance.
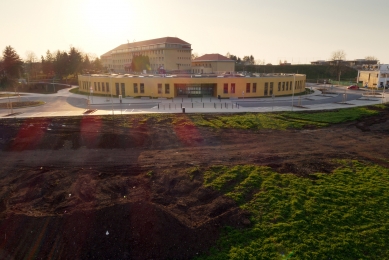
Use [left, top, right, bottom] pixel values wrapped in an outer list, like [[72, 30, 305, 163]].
[[347, 85, 359, 90]]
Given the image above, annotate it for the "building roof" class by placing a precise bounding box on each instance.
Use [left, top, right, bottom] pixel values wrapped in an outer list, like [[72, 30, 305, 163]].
[[193, 54, 233, 62], [101, 37, 190, 57]]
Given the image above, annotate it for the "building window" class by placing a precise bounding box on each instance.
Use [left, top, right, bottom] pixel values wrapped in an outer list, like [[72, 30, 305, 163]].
[[282, 82, 285, 91], [286, 81, 289, 90], [165, 84, 170, 94], [231, 83, 235, 93], [246, 83, 251, 93], [121, 83, 125, 96], [140, 83, 144, 93], [278, 82, 281, 91], [106, 82, 109, 92], [102, 82, 105, 92], [94, 82, 97, 91], [264, 82, 268, 96], [134, 83, 138, 93], [253, 83, 257, 93], [290, 81, 292, 90], [158, 84, 162, 94], [270, 82, 274, 95], [223, 83, 228, 94]]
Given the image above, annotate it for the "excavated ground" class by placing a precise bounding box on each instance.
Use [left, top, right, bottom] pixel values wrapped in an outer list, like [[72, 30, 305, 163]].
[[0, 108, 388, 259]]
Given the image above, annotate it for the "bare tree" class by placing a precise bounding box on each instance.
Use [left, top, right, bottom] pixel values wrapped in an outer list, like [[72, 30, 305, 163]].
[[365, 56, 377, 61], [331, 50, 346, 61], [330, 50, 346, 83], [25, 51, 38, 80], [191, 53, 199, 60]]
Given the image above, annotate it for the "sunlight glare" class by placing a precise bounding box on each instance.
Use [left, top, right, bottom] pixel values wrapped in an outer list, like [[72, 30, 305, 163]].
[[80, 0, 136, 37]]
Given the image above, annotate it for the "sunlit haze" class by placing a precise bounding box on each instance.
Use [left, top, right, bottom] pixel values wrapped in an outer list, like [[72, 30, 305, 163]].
[[1, 0, 388, 64]]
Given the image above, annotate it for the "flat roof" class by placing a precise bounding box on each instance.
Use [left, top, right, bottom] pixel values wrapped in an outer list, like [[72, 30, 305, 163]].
[[83, 73, 304, 79]]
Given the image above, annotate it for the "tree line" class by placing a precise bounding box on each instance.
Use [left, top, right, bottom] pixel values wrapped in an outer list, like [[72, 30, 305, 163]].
[[226, 52, 260, 65], [0, 45, 103, 88]]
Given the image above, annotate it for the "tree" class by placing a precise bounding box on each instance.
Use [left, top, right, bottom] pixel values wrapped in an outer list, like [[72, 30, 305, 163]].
[[330, 50, 346, 82], [365, 56, 377, 61], [53, 50, 69, 79], [41, 50, 54, 76], [228, 54, 238, 62], [2, 46, 23, 79], [68, 47, 83, 78], [82, 54, 91, 73], [243, 55, 255, 65], [91, 57, 103, 72], [255, 59, 265, 65], [25, 51, 38, 80], [191, 53, 199, 60], [130, 55, 150, 72]]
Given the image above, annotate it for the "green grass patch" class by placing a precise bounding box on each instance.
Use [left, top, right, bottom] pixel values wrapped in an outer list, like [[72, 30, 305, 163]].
[[198, 162, 389, 259], [97, 104, 384, 131], [70, 87, 115, 98], [190, 106, 381, 130]]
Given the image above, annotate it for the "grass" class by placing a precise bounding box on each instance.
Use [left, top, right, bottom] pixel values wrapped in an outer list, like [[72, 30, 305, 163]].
[[0, 94, 23, 97], [190, 106, 381, 130], [0, 101, 45, 109], [70, 87, 115, 98], [96, 104, 384, 131], [197, 161, 389, 259]]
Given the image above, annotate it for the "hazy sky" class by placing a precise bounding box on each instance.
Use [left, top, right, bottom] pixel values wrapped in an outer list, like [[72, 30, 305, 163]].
[[1, 0, 388, 64]]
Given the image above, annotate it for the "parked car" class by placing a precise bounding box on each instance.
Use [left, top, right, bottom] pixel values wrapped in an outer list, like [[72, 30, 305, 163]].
[[347, 85, 359, 90]]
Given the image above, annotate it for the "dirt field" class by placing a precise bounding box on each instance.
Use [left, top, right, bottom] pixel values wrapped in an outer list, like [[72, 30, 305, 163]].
[[0, 108, 388, 259]]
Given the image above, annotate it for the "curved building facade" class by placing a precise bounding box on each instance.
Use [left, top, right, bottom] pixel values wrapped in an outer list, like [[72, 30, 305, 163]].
[[78, 73, 306, 98]]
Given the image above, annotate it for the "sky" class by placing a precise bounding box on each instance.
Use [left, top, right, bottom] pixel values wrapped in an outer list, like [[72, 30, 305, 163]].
[[1, 0, 388, 64]]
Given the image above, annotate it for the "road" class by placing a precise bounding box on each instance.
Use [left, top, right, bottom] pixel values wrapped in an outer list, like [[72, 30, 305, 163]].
[[0, 85, 386, 118]]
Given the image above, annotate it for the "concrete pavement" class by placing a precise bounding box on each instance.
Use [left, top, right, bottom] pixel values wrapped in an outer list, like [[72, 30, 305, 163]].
[[0, 84, 387, 118]]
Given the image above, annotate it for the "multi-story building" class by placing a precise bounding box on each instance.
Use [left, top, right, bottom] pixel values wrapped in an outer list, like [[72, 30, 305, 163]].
[[191, 54, 235, 74], [101, 37, 192, 74], [358, 64, 389, 88]]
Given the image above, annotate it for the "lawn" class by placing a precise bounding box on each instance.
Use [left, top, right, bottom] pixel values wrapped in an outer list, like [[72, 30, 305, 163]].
[[190, 106, 380, 130], [197, 161, 389, 259]]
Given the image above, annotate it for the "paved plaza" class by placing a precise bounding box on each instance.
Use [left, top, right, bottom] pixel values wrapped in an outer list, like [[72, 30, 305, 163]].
[[0, 84, 387, 118]]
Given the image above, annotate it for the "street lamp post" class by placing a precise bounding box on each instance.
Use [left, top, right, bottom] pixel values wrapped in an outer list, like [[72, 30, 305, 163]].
[[383, 72, 387, 104], [7, 93, 13, 114], [109, 74, 114, 115], [291, 74, 295, 111]]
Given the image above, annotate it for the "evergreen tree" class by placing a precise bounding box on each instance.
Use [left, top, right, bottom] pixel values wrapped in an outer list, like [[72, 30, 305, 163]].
[[41, 50, 54, 76], [53, 50, 69, 79], [2, 46, 23, 79], [91, 57, 103, 72], [82, 54, 91, 73], [68, 47, 83, 77]]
